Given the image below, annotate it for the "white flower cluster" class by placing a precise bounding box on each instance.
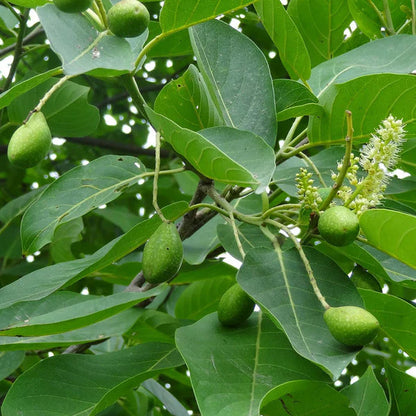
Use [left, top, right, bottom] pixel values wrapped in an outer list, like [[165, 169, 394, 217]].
[[296, 167, 322, 211], [334, 115, 406, 216]]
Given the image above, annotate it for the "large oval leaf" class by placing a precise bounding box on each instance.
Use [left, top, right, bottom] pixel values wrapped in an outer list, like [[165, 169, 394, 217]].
[[147, 108, 275, 192], [190, 19, 277, 147], [309, 74, 416, 145], [175, 313, 328, 416], [2, 343, 183, 416], [360, 209, 416, 269], [21, 155, 146, 254], [238, 247, 363, 379]]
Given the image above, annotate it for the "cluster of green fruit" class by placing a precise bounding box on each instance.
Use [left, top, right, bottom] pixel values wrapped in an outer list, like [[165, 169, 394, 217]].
[[53, 0, 150, 38]]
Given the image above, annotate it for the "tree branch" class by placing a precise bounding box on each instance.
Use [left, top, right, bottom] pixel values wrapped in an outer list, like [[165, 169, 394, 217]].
[[0, 25, 44, 59]]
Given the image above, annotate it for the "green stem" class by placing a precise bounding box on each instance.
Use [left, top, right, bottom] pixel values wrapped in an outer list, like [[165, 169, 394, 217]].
[[412, 0, 416, 34], [276, 116, 304, 160], [299, 152, 327, 187], [0, 0, 22, 22], [152, 132, 169, 223], [262, 203, 301, 219], [319, 110, 354, 211], [95, 0, 108, 28], [134, 32, 167, 71], [187, 203, 229, 217], [229, 211, 245, 258], [263, 220, 330, 310], [383, 0, 396, 34], [121, 74, 148, 120], [84, 9, 105, 30]]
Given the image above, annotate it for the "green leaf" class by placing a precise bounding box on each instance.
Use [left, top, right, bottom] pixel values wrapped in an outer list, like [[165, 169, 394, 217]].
[[287, 0, 352, 67], [50, 217, 83, 263], [274, 79, 321, 121], [0, 202, 188, 310], [386, 362, 416, 416], [260, 380, 355, 416], [174, 275, 235, 320], [8, 77, 99, 137], [0, 288, 161, 336], [142, 379, 188, 416], [0, 351, 24, 380], [360, 209, 416, 269], [21, 155, 146, 254], [0, 309, 139, 351], [309, 35, 416, 95], [175, 313, 328, 416], [341, 367, 390, 416], [146, 108, 275, 192], [309, 73, 416, 145], [348, 0, 413, 39], [159, 0, 256, 33], [10, 0, 46, 6], [0, 68, 61, 110], [173, 260, 237, 284], [361, 290, 416, 361], [154, 64, 224, 131], [2, 343, 183, 416], [37, 4, 146, 76], [238, 247, 363, 379], [255, 0, 311, 81], [190, 19, 277, 147]]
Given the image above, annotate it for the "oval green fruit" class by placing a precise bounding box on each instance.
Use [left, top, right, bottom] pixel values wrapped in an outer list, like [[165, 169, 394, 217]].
[[108, 0, 150, 38], [350, 266, 382, 292], [217, 284, 255, 327], [54, 0, 92, 13], [324, 306, 379, 346], [7, 112, 51, 169], [142, 222, 183, 284], [318, 205, 359, 246]]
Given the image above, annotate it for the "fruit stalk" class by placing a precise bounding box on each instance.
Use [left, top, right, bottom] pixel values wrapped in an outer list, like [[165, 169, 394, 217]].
[[263, 220, 330, 310], [94, 0, 108, 27], [153, 132, 168, 223]]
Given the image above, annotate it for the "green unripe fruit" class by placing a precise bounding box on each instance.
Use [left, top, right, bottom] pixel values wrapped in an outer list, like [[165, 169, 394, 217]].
[[324, 306, 379, 346], [7, 112, 51, 169], [351, 266, 382, 292], [318, 205, 359, 246], [108, 0, 150, 38], [217, 284, 255, 327], [53, 0, 92, 13], [142, 222, 183, 284]]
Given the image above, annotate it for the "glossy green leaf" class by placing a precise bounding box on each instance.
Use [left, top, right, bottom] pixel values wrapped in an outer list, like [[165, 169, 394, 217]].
[[50, 217, 83, 263], [360, 209, 416, 269], [255, 0, 311, 81], [0, 288, 161, 336], [190, 19, 277, 147], [154, 64, 224, 131], [2, 343, 183, 416], [341, 367, 389, 416], [386, 362, 416, 416], [21, 155, 146, 254], [0, 202, 187, 310], [160, 0, 255, 33], [175, 313, 328, 416], [173, 260, 236, 284], [309, 35, 416, 95], [309, 74, 416, 145], [10, 0, 46, 6], [37, 4, 146, 76], [238, 247, 363, 379], [0, 351, 24, 380], [361, 290, 416, 361], [0, 309, 139, 351], [261, 380, 355, 416], [0, 68, 61, 110], [147, 108, 275, 192], [174, 275, 235, 320], [287, 0, 351, 67]]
